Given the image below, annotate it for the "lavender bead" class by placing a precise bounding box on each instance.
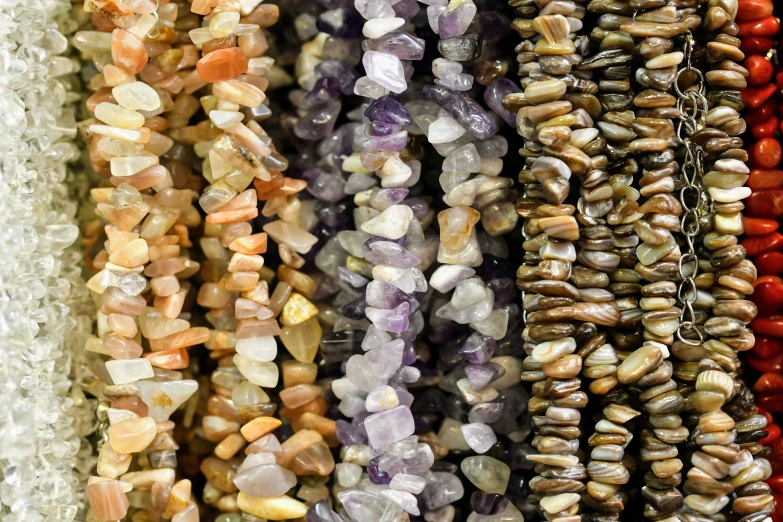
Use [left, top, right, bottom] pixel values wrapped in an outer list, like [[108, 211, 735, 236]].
[[365, 281, 420, 312], [458, 332, 497, 364], [483, 77, 520, 127], [367, 457, 392, 485], [460, 422, 497, 453], [300, 77, 342, 109], [304, 167, 347, 202], [360, 130, 408, 152], [365, 31, 426, 60], [365, 405, 416, 449], [419, 472, 465, 510], [365, 302, 410, 334], [423, 85, 497, 139], [294, 100, 342, 140], [315, 59, 360, 94], [392, 0, 420, 20], [437, 0, 476, 38], [365, 94, 414, 126], [336, 419, 367, 445], [365, 241, 420, 268], [465, 362, 505, 390]]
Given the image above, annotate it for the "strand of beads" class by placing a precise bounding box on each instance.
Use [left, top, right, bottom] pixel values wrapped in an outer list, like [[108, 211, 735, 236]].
[[560, 18, 639, 516], [314, 1, 450, 520], [743, 2, 783, 512], [73, 0, 207, 519], [695, 0, 776, 519], [0, 0, 91, 518], [186, 0, 339, 519], [598, 4, 700, 520], [417, 0, 532, 519], [570, 8, 645, 517], [507, 0, 599, 517], [670, 2, 770, 517]]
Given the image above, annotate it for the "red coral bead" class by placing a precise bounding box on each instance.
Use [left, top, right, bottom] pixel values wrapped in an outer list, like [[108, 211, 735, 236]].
[[749, 137, 783, 168], [746, 100, 777, 125], [746, 55, 775, 86], [754, 116, 779, 138], [754, 275, 783, 287], [743, 85, 778, 111], [746, 189, 783, 219], [749, 169, 783, 190], [754, 337, 783, 358], [755, 372, 783, 393], [742, 36, 776, 55], [751, 282, 783, 316], [770, 475, 783, 494], [750, 317, 783, 339], [737, 0, 774, 22], [762, 424, 782, 446], [742, 232, 783, 256], [744, 216, 779, 235], [757, 393, 783, 412], [757, 252, 783, 276], [738, 16, 780, 37]]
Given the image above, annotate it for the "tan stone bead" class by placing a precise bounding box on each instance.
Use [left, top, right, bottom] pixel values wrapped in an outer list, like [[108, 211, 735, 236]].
[[111, 29, 148, 74], [214, 431, 247, 460], [282, 360, 318, 388], [291, 413, 338, 447], [240, 416, 282, 442], [236, 493, 308, 521], [277, 266, 317, 298], [281, 429, 323, 467], [280, 317, 322, 363], [219, 271, 260, 291], [162, 479, 191, 519]]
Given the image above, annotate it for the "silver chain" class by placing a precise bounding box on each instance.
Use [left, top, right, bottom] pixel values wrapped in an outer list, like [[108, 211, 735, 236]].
[[674, 32, 708, 346]]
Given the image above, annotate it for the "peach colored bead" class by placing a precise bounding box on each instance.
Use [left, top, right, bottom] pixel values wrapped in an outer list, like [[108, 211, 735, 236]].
[[229, 232, 267, 255], [104, 332, 143, 359], [102, 287, 146, 316], [149, 327, 211, 351], [108, 313, 138, 338], [219, 271, 260, 291], [206, 207, 259, 225], [172, 501, 199, 522], [145, 256, 186, 278], [221, 222, 252, 247], [163, 479, 192, 519], [87, 479, 130, 521], [203, 415, 242, 443], [111, 164, 168, 190], [111, 29, 148, 74], [196, 47, 248, 82], [236, 318, 281, 338], [150, 274, 180, 297], [279, 396, 328, 420], [238, 30, 269, 58], [241, 4, 280, 28], [153, 290, 186, 319], [144, 348, 189, 369], [279, 384, 322, 409], [240, 416, 282, 442], [109, 417, 157, 453], [103, 64, 134, 86], [291, 413, 338, 447]]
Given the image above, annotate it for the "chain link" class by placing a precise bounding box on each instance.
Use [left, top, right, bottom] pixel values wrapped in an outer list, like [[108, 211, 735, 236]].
[[674, 31, 709, 346]]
